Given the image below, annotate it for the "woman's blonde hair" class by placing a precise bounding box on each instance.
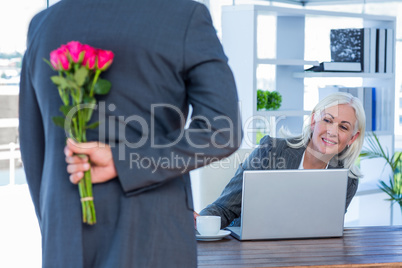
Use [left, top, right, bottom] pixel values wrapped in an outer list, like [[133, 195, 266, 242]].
[[281, 92, 365, 178]]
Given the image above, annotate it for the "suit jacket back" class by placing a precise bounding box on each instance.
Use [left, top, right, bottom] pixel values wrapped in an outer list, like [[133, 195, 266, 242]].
[[19, 0, 241, 267]]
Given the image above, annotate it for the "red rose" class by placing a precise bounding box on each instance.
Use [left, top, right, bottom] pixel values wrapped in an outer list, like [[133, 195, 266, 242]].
[[96, 49, 114, 71], [50, 47, 70, 71], [65, 41, 85, 63], [82, 44, 97, 70], [50, 49, 59, 69]]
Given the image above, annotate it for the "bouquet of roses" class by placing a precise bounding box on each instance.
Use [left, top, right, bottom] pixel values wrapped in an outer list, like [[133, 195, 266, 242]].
[[45, 41, 114, 225]]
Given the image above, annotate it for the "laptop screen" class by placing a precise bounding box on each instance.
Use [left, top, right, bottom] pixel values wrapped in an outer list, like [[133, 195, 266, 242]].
[[230, 169, 348, 240]]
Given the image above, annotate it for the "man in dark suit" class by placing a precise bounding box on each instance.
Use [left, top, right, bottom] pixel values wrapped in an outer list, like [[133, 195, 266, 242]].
[[19, 0, 241, 267]]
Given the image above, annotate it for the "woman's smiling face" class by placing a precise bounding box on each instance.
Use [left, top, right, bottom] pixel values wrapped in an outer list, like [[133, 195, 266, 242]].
[[309, 104, 360, 157]]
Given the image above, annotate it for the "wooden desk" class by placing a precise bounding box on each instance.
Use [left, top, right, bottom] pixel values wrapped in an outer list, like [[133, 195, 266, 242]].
[[197, 226, 402, 267]]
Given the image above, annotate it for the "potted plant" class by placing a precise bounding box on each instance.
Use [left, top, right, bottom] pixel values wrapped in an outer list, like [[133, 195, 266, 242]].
[[257, 89, 267, 111], [256, 89, 282, 111], [265, 91, 282, 111], [359, 132, 402, 214]]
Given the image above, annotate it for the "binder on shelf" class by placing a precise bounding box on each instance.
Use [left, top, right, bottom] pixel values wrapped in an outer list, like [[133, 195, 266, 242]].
[[376, 28, 386, 73], [305, 62, 361, 72], [372, 87, 376, 131], [385, 29, 394, 73], [375, 87, 382, 130], [378, 87, 391, 131], [369, 28, 377, 73], [363, 88, 373, 132], [363, 28, 370, 73], [383, 87, 388, 131]]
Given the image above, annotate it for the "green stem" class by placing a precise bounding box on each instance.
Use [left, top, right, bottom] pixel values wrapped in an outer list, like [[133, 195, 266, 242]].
[[83, 169, 96, 224], [72, 118, 79, 141], [77, 107, 96, 224], [78, 179, 87, 223], [89, 69, 101, 97], [80, 109, 86, 142]]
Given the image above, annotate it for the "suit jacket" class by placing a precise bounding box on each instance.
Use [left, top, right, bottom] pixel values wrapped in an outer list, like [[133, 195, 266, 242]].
[[19, 0, 241, 267], [200, 136, 359, 228]]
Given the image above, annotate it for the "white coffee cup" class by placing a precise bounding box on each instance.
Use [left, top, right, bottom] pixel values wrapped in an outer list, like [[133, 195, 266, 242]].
[[196, 215, 221, 236]]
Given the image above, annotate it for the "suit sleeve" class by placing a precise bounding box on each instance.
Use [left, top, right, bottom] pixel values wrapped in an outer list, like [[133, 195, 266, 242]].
[[111, 4, 242, 196], [199, 136, 272, 228], [198, 164, 244, 228], [345, 177, 358, 212], [19, 52, 45, 224]]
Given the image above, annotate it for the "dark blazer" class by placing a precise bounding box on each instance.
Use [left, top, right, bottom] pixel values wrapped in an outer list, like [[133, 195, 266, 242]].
[[19, 0, 241, 267], [200, 136, 359, 228]]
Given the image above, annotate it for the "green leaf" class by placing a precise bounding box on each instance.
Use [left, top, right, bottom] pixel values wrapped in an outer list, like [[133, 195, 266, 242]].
[[43, 58, 55, 70], [360, 132, 398, 178], [51, 76, 61, 85], [57, 88, 70, 106], [70, 87, 83, 104], [67, 78, 79, 90], [391, 152, 402, 172], [265, 91, 282, 110], [51, 76, 64, 85], [74, 66, 89, 87], [361, 132, 402, 202], [62, 90, 70, 105], [83, 95, 96, 104], [378, 176, 402, 202], [59, 105, 73, 116], [256, 89, 267, 111], [86, 121, 100, 130], [52, 116, 66, 128], [94, 79, 111, 95], [51, 75, 71, 90], [83, 96, 97, 122]]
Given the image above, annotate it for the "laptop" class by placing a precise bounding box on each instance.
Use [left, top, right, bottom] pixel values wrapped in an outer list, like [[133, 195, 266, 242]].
[[226, 169, 349, 240]]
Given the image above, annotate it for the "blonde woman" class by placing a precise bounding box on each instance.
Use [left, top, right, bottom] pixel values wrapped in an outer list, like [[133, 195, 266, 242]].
[[198, 92, 365, 228]]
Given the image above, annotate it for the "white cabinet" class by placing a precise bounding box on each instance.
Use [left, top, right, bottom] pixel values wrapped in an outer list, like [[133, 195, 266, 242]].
[[221, 4, 397, 226]]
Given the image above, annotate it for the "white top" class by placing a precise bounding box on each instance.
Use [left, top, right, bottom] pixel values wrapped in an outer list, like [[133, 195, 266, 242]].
[[298, 151, 329, 170]]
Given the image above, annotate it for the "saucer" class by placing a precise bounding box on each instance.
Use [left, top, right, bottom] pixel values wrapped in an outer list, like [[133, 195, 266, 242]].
[[196, 230, 231, 241]]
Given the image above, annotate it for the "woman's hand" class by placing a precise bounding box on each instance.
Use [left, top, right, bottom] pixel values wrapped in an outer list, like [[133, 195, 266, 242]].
[[193, 211, 200, 229]]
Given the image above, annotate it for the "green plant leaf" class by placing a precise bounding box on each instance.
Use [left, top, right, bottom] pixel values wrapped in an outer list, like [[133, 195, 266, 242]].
[[57, 88, 70, 106], [67, 78, 79, 90], [391, 152, 402, 172], [59, 105, 73, 116], [94, 79, 111, 95], [74, 66, 89, 87], [362, 132, 402, 202], [265, 91, 282, 110], [379, 180, 393, 195], [51, 76, 70, 90], [51, 76, 62, 85], [83, 95, 96, 104], [360, 132, 391, 169], [256, 89, 267, 111], [43, 58, 55, 70], [378, 176, 402, 202], [52, 116, 65, 128], [83, 96, 97, 122], [86, 121, 100, 130], [70, 87, 83, 104]]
